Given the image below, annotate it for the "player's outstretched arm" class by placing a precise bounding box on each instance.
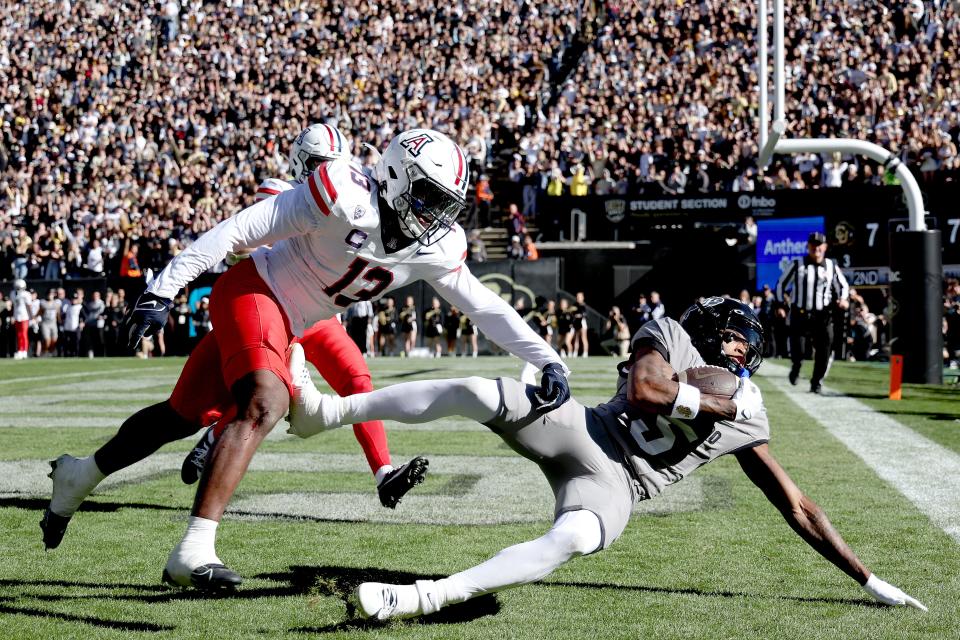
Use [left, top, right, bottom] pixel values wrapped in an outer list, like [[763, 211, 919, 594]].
[[627, 347, 759, 421], [147, 185, 321, 301], [735, 444, 927, 611]]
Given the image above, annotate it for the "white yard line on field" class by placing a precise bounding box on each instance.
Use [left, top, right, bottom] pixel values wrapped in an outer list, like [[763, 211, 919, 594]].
[[0, 367, 162, 386], [761, 361, 960, 543], [0, 452, 707, 526]]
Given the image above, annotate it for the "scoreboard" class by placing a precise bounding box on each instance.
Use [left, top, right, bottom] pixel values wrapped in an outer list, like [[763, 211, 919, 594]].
[[825, 211, 960, 286]]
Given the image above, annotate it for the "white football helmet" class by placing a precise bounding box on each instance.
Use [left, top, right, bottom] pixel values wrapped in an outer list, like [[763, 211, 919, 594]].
[[374, 129, 469, 246], [289, 123, 350, 182]]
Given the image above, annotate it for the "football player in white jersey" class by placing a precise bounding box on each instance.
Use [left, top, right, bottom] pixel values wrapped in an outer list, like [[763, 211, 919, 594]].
[[43, 128, 570, 591], [181, 123, 429, 512], [285, 299, 926, 619]]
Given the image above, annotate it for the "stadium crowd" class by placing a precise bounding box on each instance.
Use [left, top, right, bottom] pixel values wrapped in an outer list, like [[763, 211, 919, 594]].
[[1, 1, 958, 284], [0, 0, 583, 282], [1, 1, 959, 362], [517, 0, 960, 196]]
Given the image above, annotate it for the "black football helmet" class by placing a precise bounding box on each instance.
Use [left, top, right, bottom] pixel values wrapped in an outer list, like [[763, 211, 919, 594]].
[[679, 297, 764, 376]]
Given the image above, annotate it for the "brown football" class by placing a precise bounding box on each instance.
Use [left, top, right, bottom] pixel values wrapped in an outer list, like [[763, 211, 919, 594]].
[[678, 366, 740, 398]]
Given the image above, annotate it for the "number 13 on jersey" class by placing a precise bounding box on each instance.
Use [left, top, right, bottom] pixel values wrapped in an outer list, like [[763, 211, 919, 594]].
[[322, 257, 394, 307]]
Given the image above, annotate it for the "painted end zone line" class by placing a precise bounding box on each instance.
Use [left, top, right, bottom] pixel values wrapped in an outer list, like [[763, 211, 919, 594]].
[[761, 362, 960, 544]]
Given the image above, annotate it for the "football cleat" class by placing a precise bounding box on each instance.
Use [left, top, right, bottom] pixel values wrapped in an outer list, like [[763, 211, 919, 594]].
[[354, 579, 440, 620], [377, 456, 429, 509], [788, 369, 799, 385], [41, 454, 101, 550], [286, 343, 344, 438], [162, 563, 242, 591], [355, 582, 407, 620], [40, 508, 71, 551], [181, 426, 216, 485]]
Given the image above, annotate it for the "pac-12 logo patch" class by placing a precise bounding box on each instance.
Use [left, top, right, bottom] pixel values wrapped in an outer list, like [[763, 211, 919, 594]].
[[399, 132, 435, 157]]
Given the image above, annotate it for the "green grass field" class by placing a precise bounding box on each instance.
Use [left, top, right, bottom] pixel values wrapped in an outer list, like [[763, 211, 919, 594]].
[[1, 356, 958, 639]]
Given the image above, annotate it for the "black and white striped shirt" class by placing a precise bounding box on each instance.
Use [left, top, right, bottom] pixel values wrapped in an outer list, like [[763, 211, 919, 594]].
[[776, 257, 850, 312]]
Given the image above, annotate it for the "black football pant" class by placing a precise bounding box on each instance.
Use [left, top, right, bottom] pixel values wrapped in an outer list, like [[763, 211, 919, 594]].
[[788, 309, 834, 387]]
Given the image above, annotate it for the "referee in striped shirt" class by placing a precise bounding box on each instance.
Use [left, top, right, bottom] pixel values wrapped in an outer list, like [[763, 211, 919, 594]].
[[776, 231, 850, 393]]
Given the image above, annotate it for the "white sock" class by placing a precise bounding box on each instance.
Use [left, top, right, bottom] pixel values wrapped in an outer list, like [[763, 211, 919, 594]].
[[175, 516, 222, 566], [339, 377, 502, 425], [435, 511, 602, 606], [374, 465, 395, 485], [49, 455, 107, 516], [79, 455, 107, 486]]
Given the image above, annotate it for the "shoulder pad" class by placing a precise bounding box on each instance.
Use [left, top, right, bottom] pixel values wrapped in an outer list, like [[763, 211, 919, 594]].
[[304, 158, 374, 220], [255, 177, 294, 202]]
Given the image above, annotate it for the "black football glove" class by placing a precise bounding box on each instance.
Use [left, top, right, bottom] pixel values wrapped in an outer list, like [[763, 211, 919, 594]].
[[533, 362, 570, 413], [122, 291, 173, 349]]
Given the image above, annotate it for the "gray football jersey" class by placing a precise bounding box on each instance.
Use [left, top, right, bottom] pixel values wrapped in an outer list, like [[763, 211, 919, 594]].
[[593, 317, 770, 500], [39, 300, 60, 324]]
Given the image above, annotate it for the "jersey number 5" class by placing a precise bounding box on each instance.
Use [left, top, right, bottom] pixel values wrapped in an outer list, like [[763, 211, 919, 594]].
[[322, 257, 393, 307], [627, 415, 721, 457]]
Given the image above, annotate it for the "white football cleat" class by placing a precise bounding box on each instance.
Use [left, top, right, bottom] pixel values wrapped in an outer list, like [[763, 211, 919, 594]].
[[162, 543, 241, 591], [41, 454, 104, 549], [48, 454, 103, 518], [286, 343, 344, 438], [354, 580, 441, 621]]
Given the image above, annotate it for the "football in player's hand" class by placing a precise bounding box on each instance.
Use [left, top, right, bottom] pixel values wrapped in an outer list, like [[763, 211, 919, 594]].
[[678, 366, 739, 398]]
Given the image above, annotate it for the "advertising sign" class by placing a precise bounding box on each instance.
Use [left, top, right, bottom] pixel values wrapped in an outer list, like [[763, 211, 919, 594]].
[[755, 216, 824, 289]]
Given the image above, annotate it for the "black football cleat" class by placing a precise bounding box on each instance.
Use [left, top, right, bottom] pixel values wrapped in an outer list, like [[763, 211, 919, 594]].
[[40, 508, 71, 551], [788, 369, 799, 385], [378, 456, 429, 509], [181, 427, 216, 485], [810, 383, 822, 394], [162, 563, 242, 591]]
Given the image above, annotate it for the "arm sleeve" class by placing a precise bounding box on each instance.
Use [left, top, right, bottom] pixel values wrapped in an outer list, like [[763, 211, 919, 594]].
[[147, 185, 321, 299], [433, 264, 569, 374], [832, 260, 850, 302]]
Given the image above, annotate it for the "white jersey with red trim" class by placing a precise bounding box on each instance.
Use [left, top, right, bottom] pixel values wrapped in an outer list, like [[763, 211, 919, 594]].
[[147, 158, 566, 371], [255, 177, 295, 202]]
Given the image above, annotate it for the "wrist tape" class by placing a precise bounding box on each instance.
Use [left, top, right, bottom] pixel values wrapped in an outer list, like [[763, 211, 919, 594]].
[[669, 382, 701, 420]]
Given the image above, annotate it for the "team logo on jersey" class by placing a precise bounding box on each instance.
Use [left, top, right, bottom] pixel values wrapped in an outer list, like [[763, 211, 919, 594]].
[[353, 205, 365, 220], [345, 229, 368, 249], [399, 132, 435, 157]]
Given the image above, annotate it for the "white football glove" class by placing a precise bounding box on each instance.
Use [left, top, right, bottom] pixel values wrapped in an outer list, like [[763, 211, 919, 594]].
[[732, 378, 762, 422], [862, 574, 928, 611], [286, 343, 345, 438]]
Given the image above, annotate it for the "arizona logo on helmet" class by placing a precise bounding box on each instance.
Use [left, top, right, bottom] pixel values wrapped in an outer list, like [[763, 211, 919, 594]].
[[399, 132, 435, 157]]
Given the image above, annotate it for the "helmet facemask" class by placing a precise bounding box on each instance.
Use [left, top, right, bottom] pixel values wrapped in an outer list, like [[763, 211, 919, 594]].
[[392, 163, 465, 246], [680, 297, 765, 377], [293, 151, 327, 182], [719, 310, 764, 376]]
